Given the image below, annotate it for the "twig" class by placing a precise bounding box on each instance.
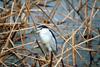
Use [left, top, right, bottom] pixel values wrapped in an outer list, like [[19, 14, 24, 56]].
[[2, 3, 25, 53], [49, 52, 53, 67], [72, 32, 77, 67], [66, 0, 84, 21], [36, 40, 47, 59], [61, 59, 65, 67], [54, 57, 62, 67]]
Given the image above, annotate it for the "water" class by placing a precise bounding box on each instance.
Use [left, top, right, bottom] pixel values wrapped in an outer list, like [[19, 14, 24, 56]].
[[0, 0, 100, 67]]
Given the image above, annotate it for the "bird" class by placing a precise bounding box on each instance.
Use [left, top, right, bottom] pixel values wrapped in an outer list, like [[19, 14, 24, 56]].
[[37, 25, 57, 54]]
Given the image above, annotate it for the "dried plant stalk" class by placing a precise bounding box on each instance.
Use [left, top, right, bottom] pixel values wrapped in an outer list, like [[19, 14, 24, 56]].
[[66, 48, 69, 66], [85, 0, 88, 18], [72, 32, 77, 67]]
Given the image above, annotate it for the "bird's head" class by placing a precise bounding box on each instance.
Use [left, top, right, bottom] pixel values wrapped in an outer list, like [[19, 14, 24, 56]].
[[36, 25, 49, 33]]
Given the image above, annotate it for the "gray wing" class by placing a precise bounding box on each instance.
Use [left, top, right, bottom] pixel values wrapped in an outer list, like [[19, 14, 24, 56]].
[[49, 30, 57, 52]]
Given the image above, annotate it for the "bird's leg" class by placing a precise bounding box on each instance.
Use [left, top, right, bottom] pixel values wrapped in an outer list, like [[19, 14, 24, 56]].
[[48, 51, 53, 67]]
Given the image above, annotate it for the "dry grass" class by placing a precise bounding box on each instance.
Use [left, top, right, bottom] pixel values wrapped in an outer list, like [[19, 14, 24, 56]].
[[0, 0, 100, 67]]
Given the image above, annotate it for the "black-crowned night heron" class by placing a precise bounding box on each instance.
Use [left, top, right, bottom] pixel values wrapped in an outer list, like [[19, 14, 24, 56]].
[[37, 25, 57, 54]]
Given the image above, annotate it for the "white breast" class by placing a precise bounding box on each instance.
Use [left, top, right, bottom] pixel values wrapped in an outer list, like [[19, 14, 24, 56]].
[[39, 28, 52, 43], [39, 28, 57, 52]]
